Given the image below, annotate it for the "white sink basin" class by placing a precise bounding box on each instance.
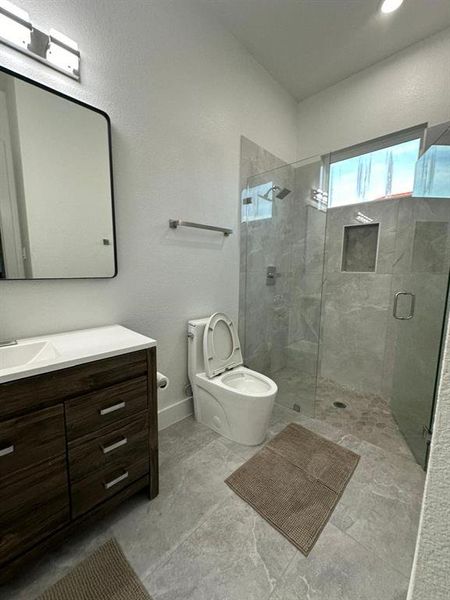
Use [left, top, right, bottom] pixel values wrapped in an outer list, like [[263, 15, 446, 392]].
[[0, 341, 60, 370], [0, 325, 156, 383]]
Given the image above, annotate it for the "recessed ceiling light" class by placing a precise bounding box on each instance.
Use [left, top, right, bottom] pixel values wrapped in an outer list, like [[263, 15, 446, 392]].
[[380, 0, 405, 14]]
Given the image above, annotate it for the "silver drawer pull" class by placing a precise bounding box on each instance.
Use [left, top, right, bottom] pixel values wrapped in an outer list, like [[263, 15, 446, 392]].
[[102, 437, 128, 455], [0, 444, 14, 458], [104, 471, 129, 490], [99, 401, 126, 416]]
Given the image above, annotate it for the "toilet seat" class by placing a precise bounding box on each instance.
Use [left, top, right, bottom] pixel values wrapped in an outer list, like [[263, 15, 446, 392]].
[[220, 368, 275, 395], [203, 312, 243, 378], [196, 366, 277, 397]]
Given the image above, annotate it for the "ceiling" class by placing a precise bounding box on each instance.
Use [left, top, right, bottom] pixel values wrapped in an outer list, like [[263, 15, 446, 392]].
[[204, 0, 450, 101]]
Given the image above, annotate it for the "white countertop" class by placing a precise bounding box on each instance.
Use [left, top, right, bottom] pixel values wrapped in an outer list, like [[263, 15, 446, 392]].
[[0, 325, 156, 384]]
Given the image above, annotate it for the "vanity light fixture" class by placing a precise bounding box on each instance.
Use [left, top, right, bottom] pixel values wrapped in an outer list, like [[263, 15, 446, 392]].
[[0, 0, 80, 80], [380, 0, 405, 14], [0, 0, 31, 49], [46, 29, 80, 77]]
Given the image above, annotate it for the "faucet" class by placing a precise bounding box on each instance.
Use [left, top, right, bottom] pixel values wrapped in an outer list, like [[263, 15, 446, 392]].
[[0, 339, 17, 347]]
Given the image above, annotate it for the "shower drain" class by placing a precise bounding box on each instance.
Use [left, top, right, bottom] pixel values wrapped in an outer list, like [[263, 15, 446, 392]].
[[333, 401, 347, 409]]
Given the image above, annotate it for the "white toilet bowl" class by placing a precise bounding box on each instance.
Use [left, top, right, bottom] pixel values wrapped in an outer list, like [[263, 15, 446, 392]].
[[188, 314, 277, 446]]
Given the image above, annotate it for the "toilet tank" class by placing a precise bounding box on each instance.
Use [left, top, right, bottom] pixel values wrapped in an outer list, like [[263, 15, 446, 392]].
[[187, 318, 209, 382]]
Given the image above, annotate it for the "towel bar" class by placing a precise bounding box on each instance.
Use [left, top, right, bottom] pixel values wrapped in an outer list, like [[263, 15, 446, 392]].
[[169, 219, 232, 236]]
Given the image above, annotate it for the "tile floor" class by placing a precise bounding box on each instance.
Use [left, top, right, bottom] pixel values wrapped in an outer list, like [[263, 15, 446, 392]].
[[2, 403, 425, 600]]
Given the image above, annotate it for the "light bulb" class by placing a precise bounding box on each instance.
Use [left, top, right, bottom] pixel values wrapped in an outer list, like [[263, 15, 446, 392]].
[[380, 0, 405, 14]]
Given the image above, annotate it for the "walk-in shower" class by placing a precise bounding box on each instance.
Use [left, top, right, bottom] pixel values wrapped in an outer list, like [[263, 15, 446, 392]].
[[240, 123, 450, 468]]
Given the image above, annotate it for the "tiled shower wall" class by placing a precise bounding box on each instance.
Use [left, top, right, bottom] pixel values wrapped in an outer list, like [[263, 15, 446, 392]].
[[319, 198, 450, 403], [319, 199, 399, 400]]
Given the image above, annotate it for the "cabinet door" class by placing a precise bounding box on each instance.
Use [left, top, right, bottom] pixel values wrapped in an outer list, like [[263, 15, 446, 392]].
[[0, 456, 69, 564], [0, 405, 65, 479]]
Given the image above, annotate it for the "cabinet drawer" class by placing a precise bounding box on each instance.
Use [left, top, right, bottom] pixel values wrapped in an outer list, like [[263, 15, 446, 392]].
[[0, 406, 65, 479], [65, 376, 148, 441], [68, 413, 149, 482], [72, 459, 148, 517], [0, 350, 148, 420], [0, 456, 69, 564]]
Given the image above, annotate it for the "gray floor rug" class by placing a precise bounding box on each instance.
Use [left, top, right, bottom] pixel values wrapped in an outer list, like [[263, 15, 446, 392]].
[[38, 539, 152, 600], [225, 422, 360, 555]]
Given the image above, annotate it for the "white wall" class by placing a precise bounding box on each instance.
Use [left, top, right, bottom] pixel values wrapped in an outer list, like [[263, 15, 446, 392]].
[[295, 28, 450, 599], [297, 27, 450, 159], [0, 0, 298, 425]]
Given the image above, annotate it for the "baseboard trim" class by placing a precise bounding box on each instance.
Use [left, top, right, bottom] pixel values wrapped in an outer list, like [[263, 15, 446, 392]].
[[158, 396, 193, 430]]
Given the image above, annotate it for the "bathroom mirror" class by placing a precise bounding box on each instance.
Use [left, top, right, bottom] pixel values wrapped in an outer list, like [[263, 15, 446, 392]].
[[0, 67, 116, 279]]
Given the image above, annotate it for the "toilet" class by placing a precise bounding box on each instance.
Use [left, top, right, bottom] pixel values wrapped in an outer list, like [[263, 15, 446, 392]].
[[187, 313, 277, 446]]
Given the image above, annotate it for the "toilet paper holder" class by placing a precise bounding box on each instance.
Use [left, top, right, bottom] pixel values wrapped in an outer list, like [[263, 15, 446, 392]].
[[156, 372, 169, 390]]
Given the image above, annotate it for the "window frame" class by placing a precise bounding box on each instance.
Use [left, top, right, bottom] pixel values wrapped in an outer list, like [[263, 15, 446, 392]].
[[326, 124, 427, 209], [329, 124, 427, 165]]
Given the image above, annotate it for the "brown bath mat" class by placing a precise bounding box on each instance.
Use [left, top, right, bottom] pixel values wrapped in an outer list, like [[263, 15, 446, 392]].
[[225, 423, 360, 555], [38, 539, 152, 600]]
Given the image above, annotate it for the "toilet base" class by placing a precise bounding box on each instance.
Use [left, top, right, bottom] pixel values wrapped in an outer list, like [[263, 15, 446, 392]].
[[192, 381, 275, 446]]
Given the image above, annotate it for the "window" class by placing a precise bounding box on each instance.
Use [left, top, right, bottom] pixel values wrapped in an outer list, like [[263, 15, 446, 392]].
[[414, 145, 450, 198], [329, 131, 423, 208], [241, 182, 273, 222]]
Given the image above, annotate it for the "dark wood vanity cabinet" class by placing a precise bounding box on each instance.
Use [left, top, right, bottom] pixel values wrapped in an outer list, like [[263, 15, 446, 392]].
[[0, 347, 158, 582]]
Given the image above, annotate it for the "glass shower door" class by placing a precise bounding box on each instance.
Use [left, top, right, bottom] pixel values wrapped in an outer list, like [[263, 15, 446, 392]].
[[389, 128, 450, 467], [241, 156, 328, 417]]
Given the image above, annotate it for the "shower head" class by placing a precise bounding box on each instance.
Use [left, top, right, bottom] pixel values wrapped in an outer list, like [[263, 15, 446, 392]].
[[275, 187, 292, 199], [259, 186, 292, 201]]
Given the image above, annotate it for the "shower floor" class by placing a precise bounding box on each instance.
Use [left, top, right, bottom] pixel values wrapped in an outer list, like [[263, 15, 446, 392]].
[[273, 367, 414, 461]]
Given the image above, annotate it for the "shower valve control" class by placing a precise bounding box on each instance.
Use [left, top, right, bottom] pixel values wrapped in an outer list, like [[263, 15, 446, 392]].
[[266, 266, 281, 286]]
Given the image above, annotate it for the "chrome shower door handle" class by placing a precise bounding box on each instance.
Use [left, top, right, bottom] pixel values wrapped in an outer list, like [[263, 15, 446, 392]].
[[393, 291, 416, 320]]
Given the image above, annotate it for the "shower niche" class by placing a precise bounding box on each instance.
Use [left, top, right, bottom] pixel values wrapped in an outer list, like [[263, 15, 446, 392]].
[[341, 223, 379, 272]]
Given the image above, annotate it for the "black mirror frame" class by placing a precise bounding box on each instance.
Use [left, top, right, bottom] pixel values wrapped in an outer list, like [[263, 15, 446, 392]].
[[0, 64, 117, 280]]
